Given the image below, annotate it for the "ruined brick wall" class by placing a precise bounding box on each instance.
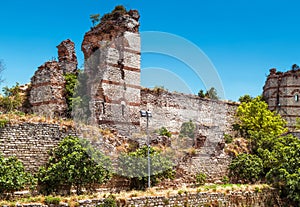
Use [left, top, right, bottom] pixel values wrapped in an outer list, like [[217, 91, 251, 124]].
[[5, 189, 280, 207], [81, 9, 141, 135], [263, 68, 300, 128], [141, 89, 237, 149], [0, 123, 76, 172], [29, 61, 67, 118], [140, 89, 238, 181], [57, 39, 78, 74], [29, 40, 77, 118]]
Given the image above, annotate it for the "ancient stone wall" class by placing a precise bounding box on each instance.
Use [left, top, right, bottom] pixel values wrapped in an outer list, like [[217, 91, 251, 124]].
[[29, 39, 77, 118], [263, 68, 300, 128], [81, 9, 141, 135], [29, 61, 67, 118], [57, 39, 78, 74], [3, 189, 280, 207], [140, 89, 238, 181], [0, 123, 76, 172]]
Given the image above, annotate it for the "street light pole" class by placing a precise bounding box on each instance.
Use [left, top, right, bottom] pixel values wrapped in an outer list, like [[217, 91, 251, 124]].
[[140, 110, 152, 188], [146, 113, 150, 188]]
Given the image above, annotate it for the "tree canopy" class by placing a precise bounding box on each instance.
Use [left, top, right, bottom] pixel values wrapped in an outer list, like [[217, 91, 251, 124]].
[[235, 96, 287, 138], [37, 136, 111, 195], [230, 95, 300, 205]]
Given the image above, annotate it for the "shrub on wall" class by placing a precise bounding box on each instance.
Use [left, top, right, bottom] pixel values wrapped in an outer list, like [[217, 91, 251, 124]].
[[179, 120, 196, 139], [37, 136, 111, 195], [0, 153, 35, 196], [64, 73, 78, 117], [156, 127, 172, 138], [195, 172, 207, 186]]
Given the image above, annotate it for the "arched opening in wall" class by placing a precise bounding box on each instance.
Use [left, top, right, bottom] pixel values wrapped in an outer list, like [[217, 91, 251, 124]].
[[295, 94, 299, 102]]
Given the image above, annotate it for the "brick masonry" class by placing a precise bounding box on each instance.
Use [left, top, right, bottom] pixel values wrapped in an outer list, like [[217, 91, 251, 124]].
[[1, 189, 281, 207], [0, 123, 76, 172], [263, 68, 300, 128]]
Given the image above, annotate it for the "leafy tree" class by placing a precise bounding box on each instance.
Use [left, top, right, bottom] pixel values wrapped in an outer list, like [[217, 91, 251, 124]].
[[0, 154, 35, 195], [179, 120, 196, 139], [0, 83, 23, 112], [265, 135, 300, 205], [37, 136, 111, 195], [116, 146, 175, 190], [235, 96, 287, 138], [205, 87, 219, 100], [229, 153, 263, 183], [238, 94, 253, 103], [90, 14, 100, 27], [232, 95, 300, 204]]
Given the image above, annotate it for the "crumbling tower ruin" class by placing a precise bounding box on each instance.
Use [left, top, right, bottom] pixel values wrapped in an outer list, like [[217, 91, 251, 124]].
[[263, 67, 300, 128], [29, 39, 78, 118], [57, 39, 78, 74], [81, 8, 141, 134]]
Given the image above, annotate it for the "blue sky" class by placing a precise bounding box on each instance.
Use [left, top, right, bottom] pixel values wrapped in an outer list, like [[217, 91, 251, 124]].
[[1, 0, 300, 101]]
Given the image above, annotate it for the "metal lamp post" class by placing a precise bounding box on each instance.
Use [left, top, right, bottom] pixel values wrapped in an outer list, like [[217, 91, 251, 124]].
[[140, 110, 152, 188]]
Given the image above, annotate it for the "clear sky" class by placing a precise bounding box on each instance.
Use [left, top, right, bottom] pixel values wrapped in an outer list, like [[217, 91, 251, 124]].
[[1, 0, 300, 101]]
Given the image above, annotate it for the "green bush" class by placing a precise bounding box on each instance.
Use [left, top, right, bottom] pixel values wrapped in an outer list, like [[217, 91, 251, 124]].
[[44, 196, 61, 205], [157, 127, 172, 138], [265, 135, 300, 204], [195, 172, 207, 186], [0, 154, 35, 195], [229, 153, 263, 183], [98, 195, 117, 207], [0, 118, 8, 128], [224, 134, 233, 144], [64, 73, 78, 117], [116, 146, 175, 190], [179, 120, 196, 139], [37, 136, 111, 195], [222, 176, 230, 184]]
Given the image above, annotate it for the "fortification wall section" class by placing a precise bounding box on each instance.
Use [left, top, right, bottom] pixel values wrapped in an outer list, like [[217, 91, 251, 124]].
[[263, 68, 300, 128], [0, 123, 76, 172], [141, 89, 237, 148], [5, 189, 280, 207], [140, 90, 238, 181], [82, 10, 141, 135]]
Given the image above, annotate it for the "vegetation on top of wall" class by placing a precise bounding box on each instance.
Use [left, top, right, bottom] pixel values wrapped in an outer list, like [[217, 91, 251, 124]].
[[229, 95, 300, 206], [37, 136, 111, 195], [198, 87, 219, 100], [101, 5, 127, 22]]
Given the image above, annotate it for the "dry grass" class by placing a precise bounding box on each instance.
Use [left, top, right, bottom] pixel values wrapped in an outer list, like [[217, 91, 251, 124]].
[[0, 112, 75, 130], [0, 184, 271, 206]]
